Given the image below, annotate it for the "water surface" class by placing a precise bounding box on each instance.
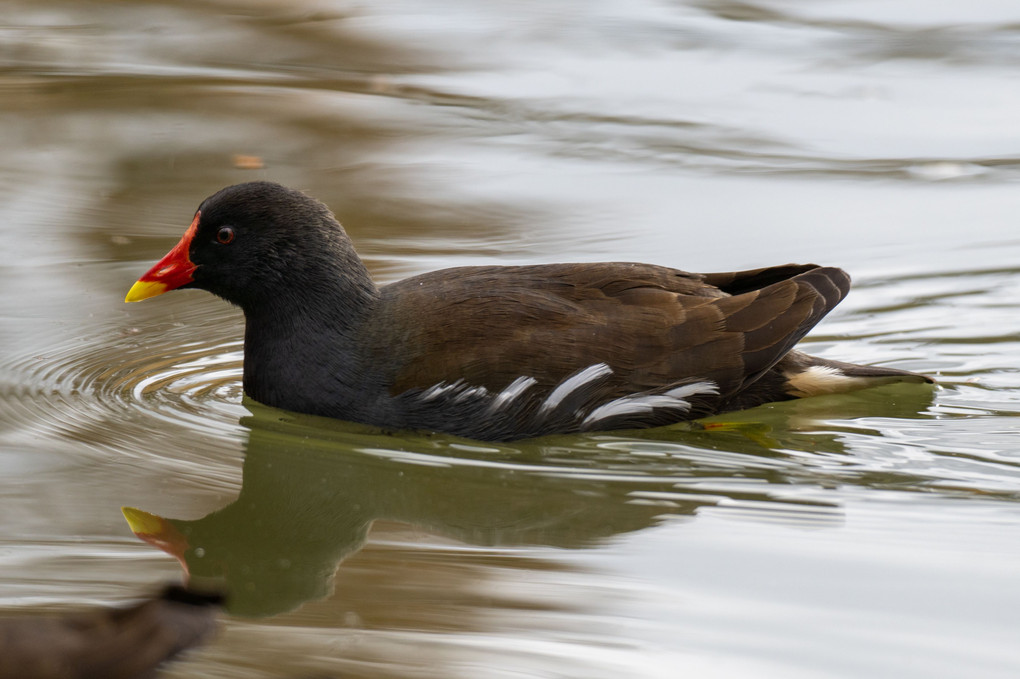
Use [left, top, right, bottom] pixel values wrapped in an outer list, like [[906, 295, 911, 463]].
[[1, 1, 1019, 677]]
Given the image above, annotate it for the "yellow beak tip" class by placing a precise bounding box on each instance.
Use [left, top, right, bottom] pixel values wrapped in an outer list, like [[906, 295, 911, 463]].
[[121, 506, 164, 534], [125, 280, 168, 303]]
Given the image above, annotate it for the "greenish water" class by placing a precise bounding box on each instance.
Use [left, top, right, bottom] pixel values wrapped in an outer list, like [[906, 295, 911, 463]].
[[1, 1, 1019, 677]]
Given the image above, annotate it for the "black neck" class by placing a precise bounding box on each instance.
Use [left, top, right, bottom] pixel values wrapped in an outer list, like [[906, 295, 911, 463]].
[[240, 255, 384, 420]]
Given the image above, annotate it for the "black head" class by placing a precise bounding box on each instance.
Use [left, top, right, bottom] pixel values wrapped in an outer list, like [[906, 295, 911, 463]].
[[127, 182, 374, 311]]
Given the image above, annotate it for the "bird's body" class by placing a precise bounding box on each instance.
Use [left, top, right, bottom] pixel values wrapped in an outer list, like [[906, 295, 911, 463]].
[[127, 182, 932, 441]]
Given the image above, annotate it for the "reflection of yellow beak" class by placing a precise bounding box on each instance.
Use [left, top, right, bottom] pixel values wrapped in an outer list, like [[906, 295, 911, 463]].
[[122, 506, 166, 534], [124, 280, 169, 303], [122, 506, 192, 575]]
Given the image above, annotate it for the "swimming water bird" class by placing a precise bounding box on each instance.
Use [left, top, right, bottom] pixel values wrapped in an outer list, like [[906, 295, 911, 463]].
[[126, 182, 932, 440]]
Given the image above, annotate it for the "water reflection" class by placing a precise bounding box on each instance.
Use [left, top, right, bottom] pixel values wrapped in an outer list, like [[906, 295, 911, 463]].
[[119, 388, 936, 617], [123, 407, 698, 617]]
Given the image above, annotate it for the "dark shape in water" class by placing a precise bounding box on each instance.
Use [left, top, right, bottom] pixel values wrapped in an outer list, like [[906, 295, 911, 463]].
[[126, 182, 932, 440], [0, 585, 222, 679]]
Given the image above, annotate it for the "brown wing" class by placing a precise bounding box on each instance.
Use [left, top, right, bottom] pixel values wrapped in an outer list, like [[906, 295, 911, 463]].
[[368, 262, 849, 401]]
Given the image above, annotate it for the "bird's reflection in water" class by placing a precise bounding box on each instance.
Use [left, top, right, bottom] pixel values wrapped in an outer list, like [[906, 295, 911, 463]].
[[124, 383, 933, 617]]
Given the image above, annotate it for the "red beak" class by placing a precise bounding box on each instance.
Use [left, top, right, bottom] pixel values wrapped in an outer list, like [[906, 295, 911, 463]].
[[125, 212, 200, 302]]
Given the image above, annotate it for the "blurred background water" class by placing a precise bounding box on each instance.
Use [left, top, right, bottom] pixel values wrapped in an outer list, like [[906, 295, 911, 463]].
[[1, 1, 1019, 677]]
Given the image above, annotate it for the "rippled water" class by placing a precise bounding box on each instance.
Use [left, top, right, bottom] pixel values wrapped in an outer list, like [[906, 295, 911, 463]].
[[2, 1, 1019, 677]]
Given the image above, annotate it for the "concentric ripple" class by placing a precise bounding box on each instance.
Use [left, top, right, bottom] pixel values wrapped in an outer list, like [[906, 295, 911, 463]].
[[0, 319, 248, 463]]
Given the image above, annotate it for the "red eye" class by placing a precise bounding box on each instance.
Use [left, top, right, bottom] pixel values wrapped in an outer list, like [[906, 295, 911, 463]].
[[216, 226, 235, 244]]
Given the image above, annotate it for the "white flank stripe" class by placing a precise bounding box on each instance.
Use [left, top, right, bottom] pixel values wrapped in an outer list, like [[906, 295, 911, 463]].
[[453, 385, 489, 403], [665, 381, 719, 399], [420, 380, 489, 404], [420, 381, 460, 401], [582, 394, 691, 427], [489, 376, 538, 411], [540, 363, 614, 413]]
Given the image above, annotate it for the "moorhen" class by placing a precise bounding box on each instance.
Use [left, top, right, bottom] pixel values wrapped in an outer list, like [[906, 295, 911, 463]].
[[0, 585, 221, 679], [126, 182, 932, 440]]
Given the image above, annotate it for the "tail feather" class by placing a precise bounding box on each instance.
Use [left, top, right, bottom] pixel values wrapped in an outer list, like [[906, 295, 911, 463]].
[[781, 353, 933, 399], [720, 350, 933, 411]]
